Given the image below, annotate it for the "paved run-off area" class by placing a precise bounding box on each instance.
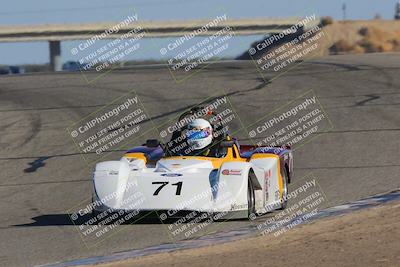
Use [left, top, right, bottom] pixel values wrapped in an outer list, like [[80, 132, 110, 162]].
[[0, 53, 399, 266]]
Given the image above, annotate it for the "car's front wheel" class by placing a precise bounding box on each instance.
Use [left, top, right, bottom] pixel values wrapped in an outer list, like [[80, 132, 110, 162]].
[[248, 176, 256, 219], [279, 167, 289, 210]]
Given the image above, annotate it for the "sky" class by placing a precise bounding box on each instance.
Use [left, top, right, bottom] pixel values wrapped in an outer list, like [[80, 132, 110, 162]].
[[0, 0, 398, 65]]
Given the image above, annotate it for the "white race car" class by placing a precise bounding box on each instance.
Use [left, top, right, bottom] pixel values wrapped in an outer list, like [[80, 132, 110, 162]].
[[92, 108, 293, 220]]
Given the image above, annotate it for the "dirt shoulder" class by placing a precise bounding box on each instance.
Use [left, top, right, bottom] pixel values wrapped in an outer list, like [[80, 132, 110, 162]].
[[323, 20, 400, 54], [88, 201, 400, 267]]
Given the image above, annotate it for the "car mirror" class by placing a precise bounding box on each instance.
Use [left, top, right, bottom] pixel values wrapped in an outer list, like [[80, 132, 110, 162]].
[[146, 139, 160, 147]]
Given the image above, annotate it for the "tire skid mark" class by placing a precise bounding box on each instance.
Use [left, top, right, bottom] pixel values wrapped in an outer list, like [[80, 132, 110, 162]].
[[354, 94, 380, 106], [20, 114, 41, 146]]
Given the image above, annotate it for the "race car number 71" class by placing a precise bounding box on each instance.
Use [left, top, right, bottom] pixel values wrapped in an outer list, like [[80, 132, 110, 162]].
[[152, 181, 183, 195]]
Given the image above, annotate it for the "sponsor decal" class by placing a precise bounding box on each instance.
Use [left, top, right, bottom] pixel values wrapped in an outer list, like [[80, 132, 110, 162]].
[[222, 169, 242, 176], [265, 169, 271, 201], [171, 164, 181, 168], [264, 169, 272, 179], [230, 203, 248, 211], [275, 190, 280, 201], [161, 173, 183, 177]]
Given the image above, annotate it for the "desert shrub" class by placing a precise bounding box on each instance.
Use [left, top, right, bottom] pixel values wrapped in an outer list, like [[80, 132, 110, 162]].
[[330, 40, 355, 54], [359, 27, 368, 36], [321, 16, 334, 26], [357, 27, 400, 52]]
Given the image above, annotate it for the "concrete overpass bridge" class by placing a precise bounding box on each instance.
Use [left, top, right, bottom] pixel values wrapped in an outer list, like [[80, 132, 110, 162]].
[[0, 17, 319, 71]]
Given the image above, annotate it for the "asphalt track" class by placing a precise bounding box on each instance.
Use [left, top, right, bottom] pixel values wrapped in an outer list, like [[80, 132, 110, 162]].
[[0, 53, 399, 266]]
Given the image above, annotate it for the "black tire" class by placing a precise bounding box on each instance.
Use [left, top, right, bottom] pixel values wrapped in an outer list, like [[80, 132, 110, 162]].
[[92, 209, 99, 219], [278, 167, 288, 210], [247, 176, 256, 218], [91, 196, 100, 220], [286, 165, 291, 184]]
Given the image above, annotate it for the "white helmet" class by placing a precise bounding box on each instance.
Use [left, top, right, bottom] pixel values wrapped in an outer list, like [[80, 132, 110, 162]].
[[186, 118, 213, 150]]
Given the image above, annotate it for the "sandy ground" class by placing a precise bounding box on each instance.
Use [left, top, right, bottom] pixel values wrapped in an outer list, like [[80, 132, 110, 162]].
[[318, 20, 400, 55], [324, 20, 400, 44], [92, 201, 400, 267]]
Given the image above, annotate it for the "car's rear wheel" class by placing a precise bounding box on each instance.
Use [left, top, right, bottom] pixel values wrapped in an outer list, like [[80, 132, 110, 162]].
[[92, 209, 99, 219], [247, 176, 256, 218], [279, 167, 288, 210], [91, 196, 101, 220]]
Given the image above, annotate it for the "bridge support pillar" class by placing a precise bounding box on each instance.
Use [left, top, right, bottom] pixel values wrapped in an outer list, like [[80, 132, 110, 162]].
[[49, 41, 62, 71]]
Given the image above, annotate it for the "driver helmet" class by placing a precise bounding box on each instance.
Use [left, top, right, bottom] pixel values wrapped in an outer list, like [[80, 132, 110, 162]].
[[186, 118, 213, 150]]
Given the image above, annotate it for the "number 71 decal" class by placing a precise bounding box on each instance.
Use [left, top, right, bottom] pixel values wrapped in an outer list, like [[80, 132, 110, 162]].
[[152, 181, 183, 195]]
